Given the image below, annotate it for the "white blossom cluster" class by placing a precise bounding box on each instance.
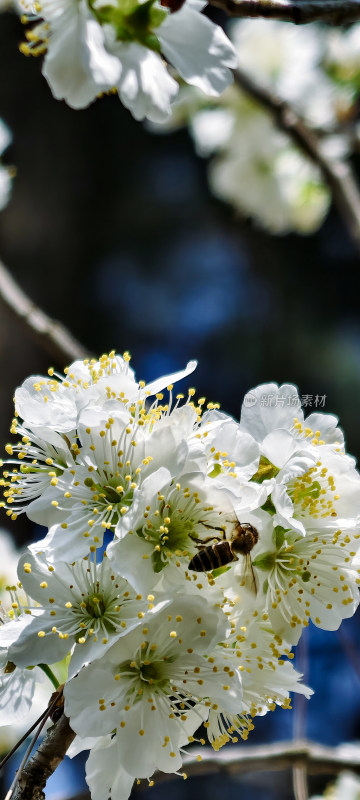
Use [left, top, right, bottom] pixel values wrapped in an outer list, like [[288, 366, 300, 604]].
[[16, 0, 237, 121], [0, 528, 52, 752], [153, 19, 360, 234], [1, 352, 360, 800]]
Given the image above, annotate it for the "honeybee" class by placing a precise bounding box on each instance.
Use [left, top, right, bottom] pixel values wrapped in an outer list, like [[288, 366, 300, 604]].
[[188, 522, 259, 594]]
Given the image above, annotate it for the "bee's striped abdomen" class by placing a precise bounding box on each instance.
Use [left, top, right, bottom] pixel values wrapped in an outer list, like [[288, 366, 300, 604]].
[[188, 541, 235, 572]]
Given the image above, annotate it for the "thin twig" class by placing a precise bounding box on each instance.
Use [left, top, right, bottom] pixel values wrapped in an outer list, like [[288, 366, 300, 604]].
[[207, 0, 360, 25], [234, 67, 360, 256], [10, 712, 75, 800], [0, 260, 90, 365], [5, 689, 64, 800], [0, 705, 52, 773], [292, 634, 309, 800]]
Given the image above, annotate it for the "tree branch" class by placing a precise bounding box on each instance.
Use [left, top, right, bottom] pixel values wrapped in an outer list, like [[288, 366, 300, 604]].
[[10, 713, 75, 800], [0, 260, 90, 365], [293, 765, 309, 800], [234, 67, 360, 255], [207, 0, 360, 25]]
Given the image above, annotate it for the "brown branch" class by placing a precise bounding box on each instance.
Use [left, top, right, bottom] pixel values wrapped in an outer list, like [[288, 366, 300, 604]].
[[10, 713, 75, 800], [293, 765, 309, 800], [207, 0, 360, 25], [0, 260, 90, 365], [234, 67, 360, 255]]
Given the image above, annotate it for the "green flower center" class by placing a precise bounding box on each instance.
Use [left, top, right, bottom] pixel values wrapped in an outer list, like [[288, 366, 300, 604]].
[[287, 464, 339, 520], [119, 655, 169, 691], [91, 0, 167, 51], [137, 509, 199, 573]]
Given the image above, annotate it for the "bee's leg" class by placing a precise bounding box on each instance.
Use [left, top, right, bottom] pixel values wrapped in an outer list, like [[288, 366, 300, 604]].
[[200, 522, 227, 540], [199, 535, 222, 544]]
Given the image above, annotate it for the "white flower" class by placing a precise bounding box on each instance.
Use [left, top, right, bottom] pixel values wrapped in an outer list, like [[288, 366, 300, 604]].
[[26, 403, 196, 561], [19, 0, 236, 119], [206, 605, 312, 749], [107, 466, 266, 594], [20, 0, 121, 108], [64, 596, 241, 776], [190, 108, 235, 156], [14, 352, 134, 433], [251, 517, 360, 644], [14, 352, 196, 433], [196, 409, 261, 493], [2, 355, 197, 532], [1, 423, 75, 519], [208, 115, 329, 234], [271, 445, 360, 536], [310, 771, 360, 800], [229, 19, 340, 128], [9, 551, 164, 677], [239, 383, 360, 536], [240, 382, 344, 448], [230, 18, 323, 104]]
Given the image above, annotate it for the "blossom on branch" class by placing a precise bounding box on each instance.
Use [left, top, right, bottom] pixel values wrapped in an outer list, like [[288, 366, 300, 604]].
[[1, 353, 359, 800], [18, 0, 237, 120]]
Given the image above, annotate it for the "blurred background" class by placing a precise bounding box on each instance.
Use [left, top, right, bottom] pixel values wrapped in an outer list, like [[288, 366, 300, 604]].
[[0, 9, 360, 799]]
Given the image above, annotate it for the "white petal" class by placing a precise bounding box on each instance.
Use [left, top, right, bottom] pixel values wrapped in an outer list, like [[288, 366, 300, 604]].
[[43, 0, 120, 109], [86, 737, 135, 800], [0, 668, 36, 726], [0, 120, 11, 155], [158, 7, 237, 96], [111, 41, 178, 122], [240, 383, 303, 443], [144, 359, 197, 397], [0, 167, 11, 211]]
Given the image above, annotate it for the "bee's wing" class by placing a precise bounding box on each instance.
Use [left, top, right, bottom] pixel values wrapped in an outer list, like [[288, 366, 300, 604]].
[[238, 554, 258, 596]]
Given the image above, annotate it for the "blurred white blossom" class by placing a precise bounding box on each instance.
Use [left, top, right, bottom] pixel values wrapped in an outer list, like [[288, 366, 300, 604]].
[[310, 772, 360, 800], [151, 20, 360, 234], [0, 120, 12, 211]]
